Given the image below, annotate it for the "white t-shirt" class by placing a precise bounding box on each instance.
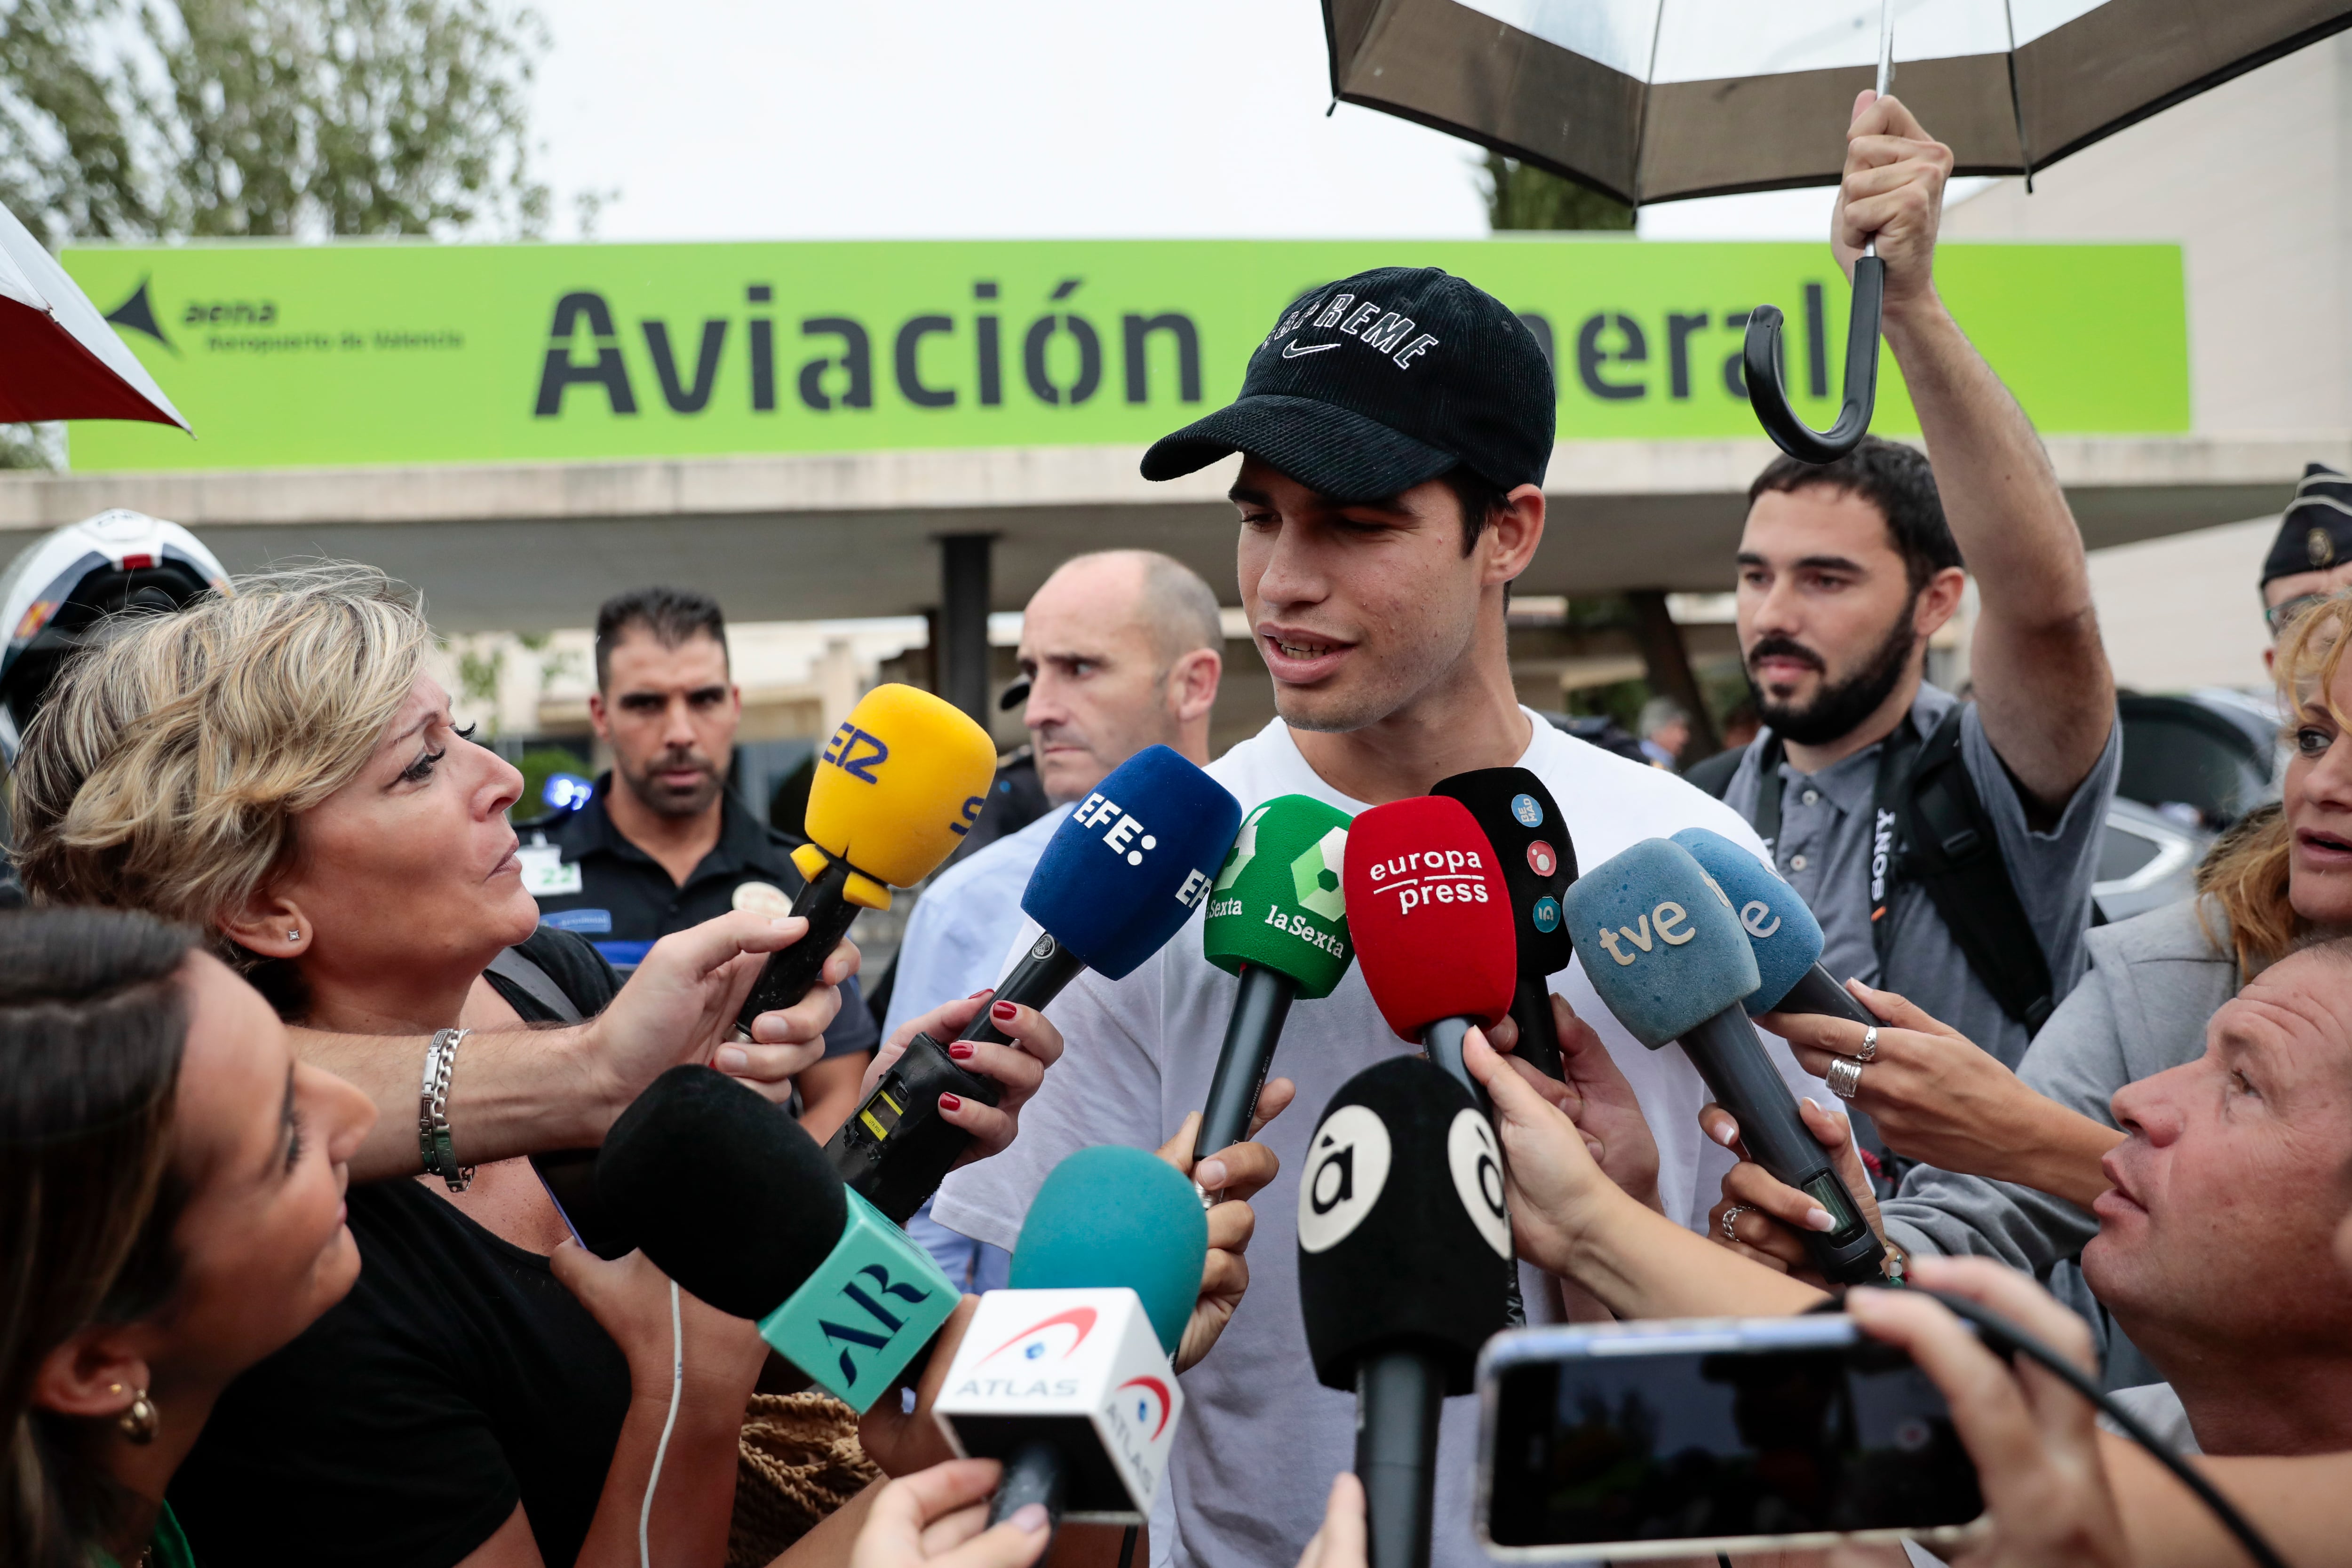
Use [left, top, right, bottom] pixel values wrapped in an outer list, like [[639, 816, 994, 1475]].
[[933, 711, 1828, 1568]]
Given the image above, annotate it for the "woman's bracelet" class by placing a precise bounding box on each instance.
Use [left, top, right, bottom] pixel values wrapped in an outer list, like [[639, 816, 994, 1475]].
[[419, 1027, 476, 1192]]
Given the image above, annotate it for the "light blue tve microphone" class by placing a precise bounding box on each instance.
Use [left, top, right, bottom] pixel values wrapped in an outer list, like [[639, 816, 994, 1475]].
[[1669, 827, 1883, 1027], [1560, 839, 1886, 1285]]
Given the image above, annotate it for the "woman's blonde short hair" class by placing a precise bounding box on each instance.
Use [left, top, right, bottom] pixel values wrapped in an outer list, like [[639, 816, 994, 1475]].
[[11, 564, 430, 945], [2198, 590, 2352, 972]]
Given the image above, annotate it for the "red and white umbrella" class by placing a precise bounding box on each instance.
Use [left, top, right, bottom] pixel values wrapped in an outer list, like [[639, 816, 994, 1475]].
[[0, 198, 189, 433]]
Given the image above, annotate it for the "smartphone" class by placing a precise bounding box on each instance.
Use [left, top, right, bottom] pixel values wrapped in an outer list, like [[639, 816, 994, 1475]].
[[1477, 1315, 1986, 1561]]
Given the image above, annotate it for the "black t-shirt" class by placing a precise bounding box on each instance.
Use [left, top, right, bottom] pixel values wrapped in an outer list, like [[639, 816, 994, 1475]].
[[171, 928, 633, 1568]]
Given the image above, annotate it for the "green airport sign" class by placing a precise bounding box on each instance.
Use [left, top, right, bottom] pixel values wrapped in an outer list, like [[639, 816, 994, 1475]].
[[58, 237, 2189, 473]]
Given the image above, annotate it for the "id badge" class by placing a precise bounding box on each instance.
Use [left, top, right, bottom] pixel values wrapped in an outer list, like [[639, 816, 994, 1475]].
[[518, 843, 584, 897]]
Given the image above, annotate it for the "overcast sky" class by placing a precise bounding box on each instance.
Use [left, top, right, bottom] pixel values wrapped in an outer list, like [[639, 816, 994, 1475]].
[[527, 0, 1842, 245]]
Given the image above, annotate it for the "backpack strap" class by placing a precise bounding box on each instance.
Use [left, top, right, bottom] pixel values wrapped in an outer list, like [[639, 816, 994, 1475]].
[[486, 945, 585, 1023], [1882, 706, 2058, 1035]]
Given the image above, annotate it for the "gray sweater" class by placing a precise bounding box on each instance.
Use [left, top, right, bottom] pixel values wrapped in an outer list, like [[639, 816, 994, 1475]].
[[1879, 895, 2239, 1385]]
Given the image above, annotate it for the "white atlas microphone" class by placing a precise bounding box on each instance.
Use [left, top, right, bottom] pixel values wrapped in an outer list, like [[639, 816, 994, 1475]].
[[930, 1147, 1206, 1537]]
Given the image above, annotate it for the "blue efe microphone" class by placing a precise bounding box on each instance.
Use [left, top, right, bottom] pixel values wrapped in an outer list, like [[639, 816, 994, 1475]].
[[826, 745, 1243, 1222], [1561, 839, 1887, 1285], [1669, 828, 1883, 1027]]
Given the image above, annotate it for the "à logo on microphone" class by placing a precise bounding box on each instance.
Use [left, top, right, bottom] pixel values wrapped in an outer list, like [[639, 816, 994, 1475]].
[[1364, 847, 1493, 915]]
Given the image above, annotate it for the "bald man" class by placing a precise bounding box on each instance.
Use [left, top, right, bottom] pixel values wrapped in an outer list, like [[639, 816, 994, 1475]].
[[883, 549, 1224, 1287]]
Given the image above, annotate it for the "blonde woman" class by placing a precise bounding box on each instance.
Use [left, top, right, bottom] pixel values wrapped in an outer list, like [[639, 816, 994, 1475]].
[[11, 568, 1067, 1568]]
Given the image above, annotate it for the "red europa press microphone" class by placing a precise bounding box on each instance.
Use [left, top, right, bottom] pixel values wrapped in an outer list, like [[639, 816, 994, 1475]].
[[1343, 795, 1518, 1106]]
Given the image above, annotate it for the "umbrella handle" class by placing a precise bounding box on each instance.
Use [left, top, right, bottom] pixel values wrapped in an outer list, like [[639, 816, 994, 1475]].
[[1741, 255, 1884, 464]]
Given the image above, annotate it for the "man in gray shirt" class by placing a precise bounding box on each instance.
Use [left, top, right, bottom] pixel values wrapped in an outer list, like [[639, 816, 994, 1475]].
[[1716, 97, 2120, 1077]]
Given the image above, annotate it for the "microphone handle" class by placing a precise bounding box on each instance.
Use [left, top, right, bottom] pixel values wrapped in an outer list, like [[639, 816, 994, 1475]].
[[1507, 975, 1565, 1080], [1677, 1009, 1888, 1285], [986, 1438, 1067, 1544], [1194, 964, 1299, 1162], [957, 933, 1088, 1045], [1356, 1346, 1442, 1568], [824, 1031, 1002, 1225], [1419, 1015, 1489, 1115], [1769, 964, 1882, 1026], [821, 932, 1083, 1226], [1421, 1016, 1524, 1326], [734, 857, 863, 1036]]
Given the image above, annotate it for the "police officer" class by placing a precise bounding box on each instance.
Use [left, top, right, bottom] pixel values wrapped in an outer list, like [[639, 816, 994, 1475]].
[[522, 586, 879, 1133]]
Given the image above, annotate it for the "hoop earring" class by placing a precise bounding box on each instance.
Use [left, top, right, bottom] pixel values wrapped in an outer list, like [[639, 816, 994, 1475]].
[[117, 1386, 158, 1445]]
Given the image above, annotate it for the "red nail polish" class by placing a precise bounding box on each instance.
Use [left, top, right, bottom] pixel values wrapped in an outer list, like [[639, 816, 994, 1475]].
[[968, 989, 992, 1000], [991, 1000, 1017, 1022], [948, 1042, 975, 1060], [939, 1093, 963, 1112]]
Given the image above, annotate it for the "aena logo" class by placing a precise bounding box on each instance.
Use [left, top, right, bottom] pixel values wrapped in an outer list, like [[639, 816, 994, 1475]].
[[817, 1263, 933, 1386], [1592, 902, 1697, 966], [821, 721, 888, 783], [980, 1306, 1098, 1366], [1297, 1104, 1391, 1253]]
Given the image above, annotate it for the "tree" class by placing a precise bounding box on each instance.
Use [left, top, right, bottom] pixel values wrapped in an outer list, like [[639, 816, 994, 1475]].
[[0, 0, 548, 245], [1478, 152, 1633, 232], [0, 0, 548, 464]]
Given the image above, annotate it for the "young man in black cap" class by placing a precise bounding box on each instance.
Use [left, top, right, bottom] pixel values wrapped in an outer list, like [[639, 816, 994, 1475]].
[[933, 263, 1816, 1568]]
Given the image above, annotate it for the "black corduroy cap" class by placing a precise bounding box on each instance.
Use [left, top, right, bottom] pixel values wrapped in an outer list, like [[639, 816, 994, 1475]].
[[2262, 463, 2352, 586], [1141, 266, 1554, 503]]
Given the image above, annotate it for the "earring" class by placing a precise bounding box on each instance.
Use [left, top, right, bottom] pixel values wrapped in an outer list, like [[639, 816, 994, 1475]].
[[286, 928, 301, 942], [117, 1386, 158, 1445]]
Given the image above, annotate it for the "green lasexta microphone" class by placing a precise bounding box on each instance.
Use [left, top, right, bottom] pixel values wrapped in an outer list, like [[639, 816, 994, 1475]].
[[1192, 794, 1356, 1164]]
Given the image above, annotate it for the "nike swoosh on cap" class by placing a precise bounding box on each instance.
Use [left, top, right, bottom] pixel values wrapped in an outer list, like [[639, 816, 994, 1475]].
[[1280, 341, 1340, 358]]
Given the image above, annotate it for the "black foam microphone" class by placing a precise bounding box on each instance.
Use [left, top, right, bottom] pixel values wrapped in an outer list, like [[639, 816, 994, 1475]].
[[596, 1067, 959, 1413], [1434, 767, 1578, 1079], [1297, 1057, 1514, 1568]]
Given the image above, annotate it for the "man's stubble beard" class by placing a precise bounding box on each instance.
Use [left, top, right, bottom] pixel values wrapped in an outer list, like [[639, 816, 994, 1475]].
[[1748, 602, 1920, 748], [621, 752, 723, 819]]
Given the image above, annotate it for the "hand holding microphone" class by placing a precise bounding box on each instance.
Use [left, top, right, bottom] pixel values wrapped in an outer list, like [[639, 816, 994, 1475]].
[[826, 745, 1241, 1224], [736, 684, 998, 1037], [1559, 839, 1889, 1285]]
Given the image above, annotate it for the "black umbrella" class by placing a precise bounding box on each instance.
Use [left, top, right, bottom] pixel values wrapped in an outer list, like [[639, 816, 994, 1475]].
[[1323, 0, 2352, 458]]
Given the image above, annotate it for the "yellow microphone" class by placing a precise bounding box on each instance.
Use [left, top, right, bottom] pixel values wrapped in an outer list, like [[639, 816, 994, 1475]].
[[735, 684, 997, 1034]]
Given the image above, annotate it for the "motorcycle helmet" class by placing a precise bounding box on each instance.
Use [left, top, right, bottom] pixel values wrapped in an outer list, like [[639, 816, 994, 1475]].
[[0, 508, 228, 765]]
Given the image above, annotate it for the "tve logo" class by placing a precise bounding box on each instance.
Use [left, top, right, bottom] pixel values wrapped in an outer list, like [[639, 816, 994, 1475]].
[[1591, 900, 1698, 966], [1364, 847, 1494, 916], [820, 721, 888, 783]]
